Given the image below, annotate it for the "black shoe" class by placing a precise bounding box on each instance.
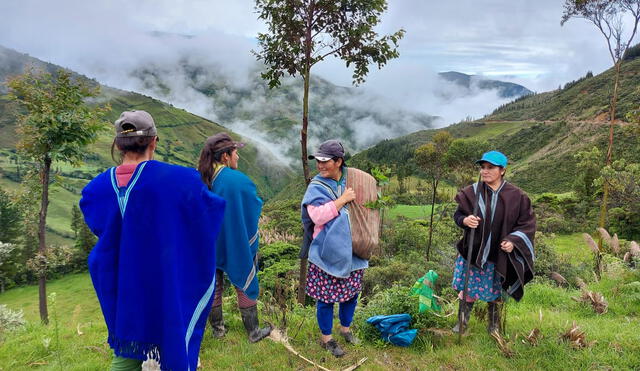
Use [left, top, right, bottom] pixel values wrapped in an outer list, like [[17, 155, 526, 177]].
[[239, 305, 272, 343], [339, 330, 360, 345], [452, 300, 474, 334], [320, 338, 345, 358], [208, 305, 226, 338], [487, 301, 501, 334]]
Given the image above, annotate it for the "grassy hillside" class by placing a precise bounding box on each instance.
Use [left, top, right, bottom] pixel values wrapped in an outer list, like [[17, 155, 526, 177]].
[[351, 119, 639, 195], [0, 46, 293, 242], [487, 58, 640, 121]]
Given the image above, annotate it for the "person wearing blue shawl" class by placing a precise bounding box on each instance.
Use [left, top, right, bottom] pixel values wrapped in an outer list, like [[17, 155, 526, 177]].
[[197, 133, 272, 343], [301, 140, 369, 358], [80, 110, 226, 371]]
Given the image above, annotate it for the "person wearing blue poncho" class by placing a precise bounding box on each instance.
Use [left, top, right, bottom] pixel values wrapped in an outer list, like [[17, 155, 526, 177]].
[[80, 110, 226, 371], [301, 140, 369, 358], [197, 133, 272, 343]]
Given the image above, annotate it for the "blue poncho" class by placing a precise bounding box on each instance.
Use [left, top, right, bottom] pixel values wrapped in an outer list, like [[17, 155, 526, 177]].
[[210, 166, 262, 300], [80, 160, 225, 371], [301, 172, 368, 278]]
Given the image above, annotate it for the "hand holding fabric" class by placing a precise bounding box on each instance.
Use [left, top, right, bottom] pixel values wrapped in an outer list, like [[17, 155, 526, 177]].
[[334, 187, 356, 210]]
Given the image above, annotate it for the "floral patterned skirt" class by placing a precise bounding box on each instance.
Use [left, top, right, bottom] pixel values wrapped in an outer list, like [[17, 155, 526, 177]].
[[452, 255, 502, 302], [305, 262, 364, 303]]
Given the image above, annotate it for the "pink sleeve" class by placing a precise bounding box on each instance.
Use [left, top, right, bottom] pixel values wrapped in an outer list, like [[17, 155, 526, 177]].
[[307, 202, 339, 226]]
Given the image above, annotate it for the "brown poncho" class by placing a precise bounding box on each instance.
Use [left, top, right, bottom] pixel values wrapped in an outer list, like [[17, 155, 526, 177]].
[[454, 181, 536, 301]]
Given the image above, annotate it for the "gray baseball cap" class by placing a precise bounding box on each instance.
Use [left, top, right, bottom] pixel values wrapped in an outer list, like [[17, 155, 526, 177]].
[[114, 110, 157, 137], [308, 139, 345, 161]]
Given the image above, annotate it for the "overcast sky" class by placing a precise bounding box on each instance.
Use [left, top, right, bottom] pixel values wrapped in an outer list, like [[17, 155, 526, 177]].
[[0, 0, 631, 126]]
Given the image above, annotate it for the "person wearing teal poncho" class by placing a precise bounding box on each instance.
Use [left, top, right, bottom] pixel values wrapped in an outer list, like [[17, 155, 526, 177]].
[[197, 133, 272, 343]]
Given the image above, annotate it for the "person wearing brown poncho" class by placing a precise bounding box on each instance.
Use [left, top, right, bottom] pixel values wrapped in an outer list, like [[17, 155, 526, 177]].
[[451, 150, 536, 334]]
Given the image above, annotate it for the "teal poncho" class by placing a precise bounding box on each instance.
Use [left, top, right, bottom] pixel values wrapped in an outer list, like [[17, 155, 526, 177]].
[[211, 166, 262, 300]]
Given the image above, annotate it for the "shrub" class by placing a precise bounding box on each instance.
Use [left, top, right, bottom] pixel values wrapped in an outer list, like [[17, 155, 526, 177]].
[[261, 199, 302, 241], [383, 220, 428, 255], [535, 232, 561, 278], [260, 242, 299, 270], [259, 242, 299, 293], [355, 285, 449, 345], [534, 193, 582, 234], [536, 232, 591, 287], [362, 252, 426, 297], [259, 259, 298, 294], [0, 304, 26, 336]]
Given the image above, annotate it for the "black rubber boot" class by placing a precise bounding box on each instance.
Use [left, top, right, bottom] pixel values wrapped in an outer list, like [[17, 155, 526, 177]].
[[208, 305, 226, 338], [239, 305, 272, 343], [452, 300, 474, 334], [487, 301, 501, 334]]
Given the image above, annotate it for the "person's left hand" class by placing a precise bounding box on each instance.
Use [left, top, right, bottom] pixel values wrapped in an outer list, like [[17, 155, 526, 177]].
[[500, 240, 514, 253]]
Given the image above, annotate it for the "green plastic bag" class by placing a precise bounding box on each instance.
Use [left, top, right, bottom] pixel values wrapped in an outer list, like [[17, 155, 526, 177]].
[[409, 270, 442, 313]]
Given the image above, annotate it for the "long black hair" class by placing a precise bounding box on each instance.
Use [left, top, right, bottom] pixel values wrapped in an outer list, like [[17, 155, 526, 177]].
[[197, 142, 234, 189]]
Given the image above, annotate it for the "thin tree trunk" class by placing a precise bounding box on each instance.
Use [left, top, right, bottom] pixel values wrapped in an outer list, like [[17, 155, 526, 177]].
[[595, 61, 621, 281], [426, 178, 438, 261], [38, 155, 51, 324], [597, 62, 621, 227], [604, 61, 621, 166], [297, 10, 314, 305]]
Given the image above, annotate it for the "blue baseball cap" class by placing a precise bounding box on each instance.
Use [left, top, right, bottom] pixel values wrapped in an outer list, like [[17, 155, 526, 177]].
[[476, 150, 508, 168]]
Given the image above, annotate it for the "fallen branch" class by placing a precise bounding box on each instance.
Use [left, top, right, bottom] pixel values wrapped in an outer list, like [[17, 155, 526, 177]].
[[268, 328, 367, 371], [342, 357, 368, 371]]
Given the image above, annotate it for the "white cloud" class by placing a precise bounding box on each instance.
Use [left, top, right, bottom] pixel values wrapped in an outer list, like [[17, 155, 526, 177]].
[[1, 0, 631, 132]]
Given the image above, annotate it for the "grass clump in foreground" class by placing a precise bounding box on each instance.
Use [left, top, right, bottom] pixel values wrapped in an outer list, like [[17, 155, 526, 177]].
[[1, 257, 640, 370]]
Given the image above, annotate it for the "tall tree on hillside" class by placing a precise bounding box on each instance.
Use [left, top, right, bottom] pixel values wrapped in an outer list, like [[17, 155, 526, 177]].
[[7, 68, 109, 324], [561, 0, 640, 232], [253, 0, 404, 304], [0, 187, 22, 244], [415, 131, 453, 261], [0, 187, 23, 293], [70, 204, 82, 239], [446, 138, 490, 191]]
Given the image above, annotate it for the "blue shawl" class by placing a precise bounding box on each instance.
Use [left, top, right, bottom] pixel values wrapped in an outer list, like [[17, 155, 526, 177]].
[[211, 166, 262, 300], [80, 161, 225, 371], [301, 172, 368, 278]]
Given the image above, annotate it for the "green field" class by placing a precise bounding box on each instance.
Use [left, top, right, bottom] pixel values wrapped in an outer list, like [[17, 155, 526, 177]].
[[550, 233, 593, 265], [387, 204, 457, 221]]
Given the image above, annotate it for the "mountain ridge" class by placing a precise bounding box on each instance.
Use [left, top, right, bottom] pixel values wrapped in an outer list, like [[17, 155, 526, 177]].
[[438, 71, 533, 98]]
